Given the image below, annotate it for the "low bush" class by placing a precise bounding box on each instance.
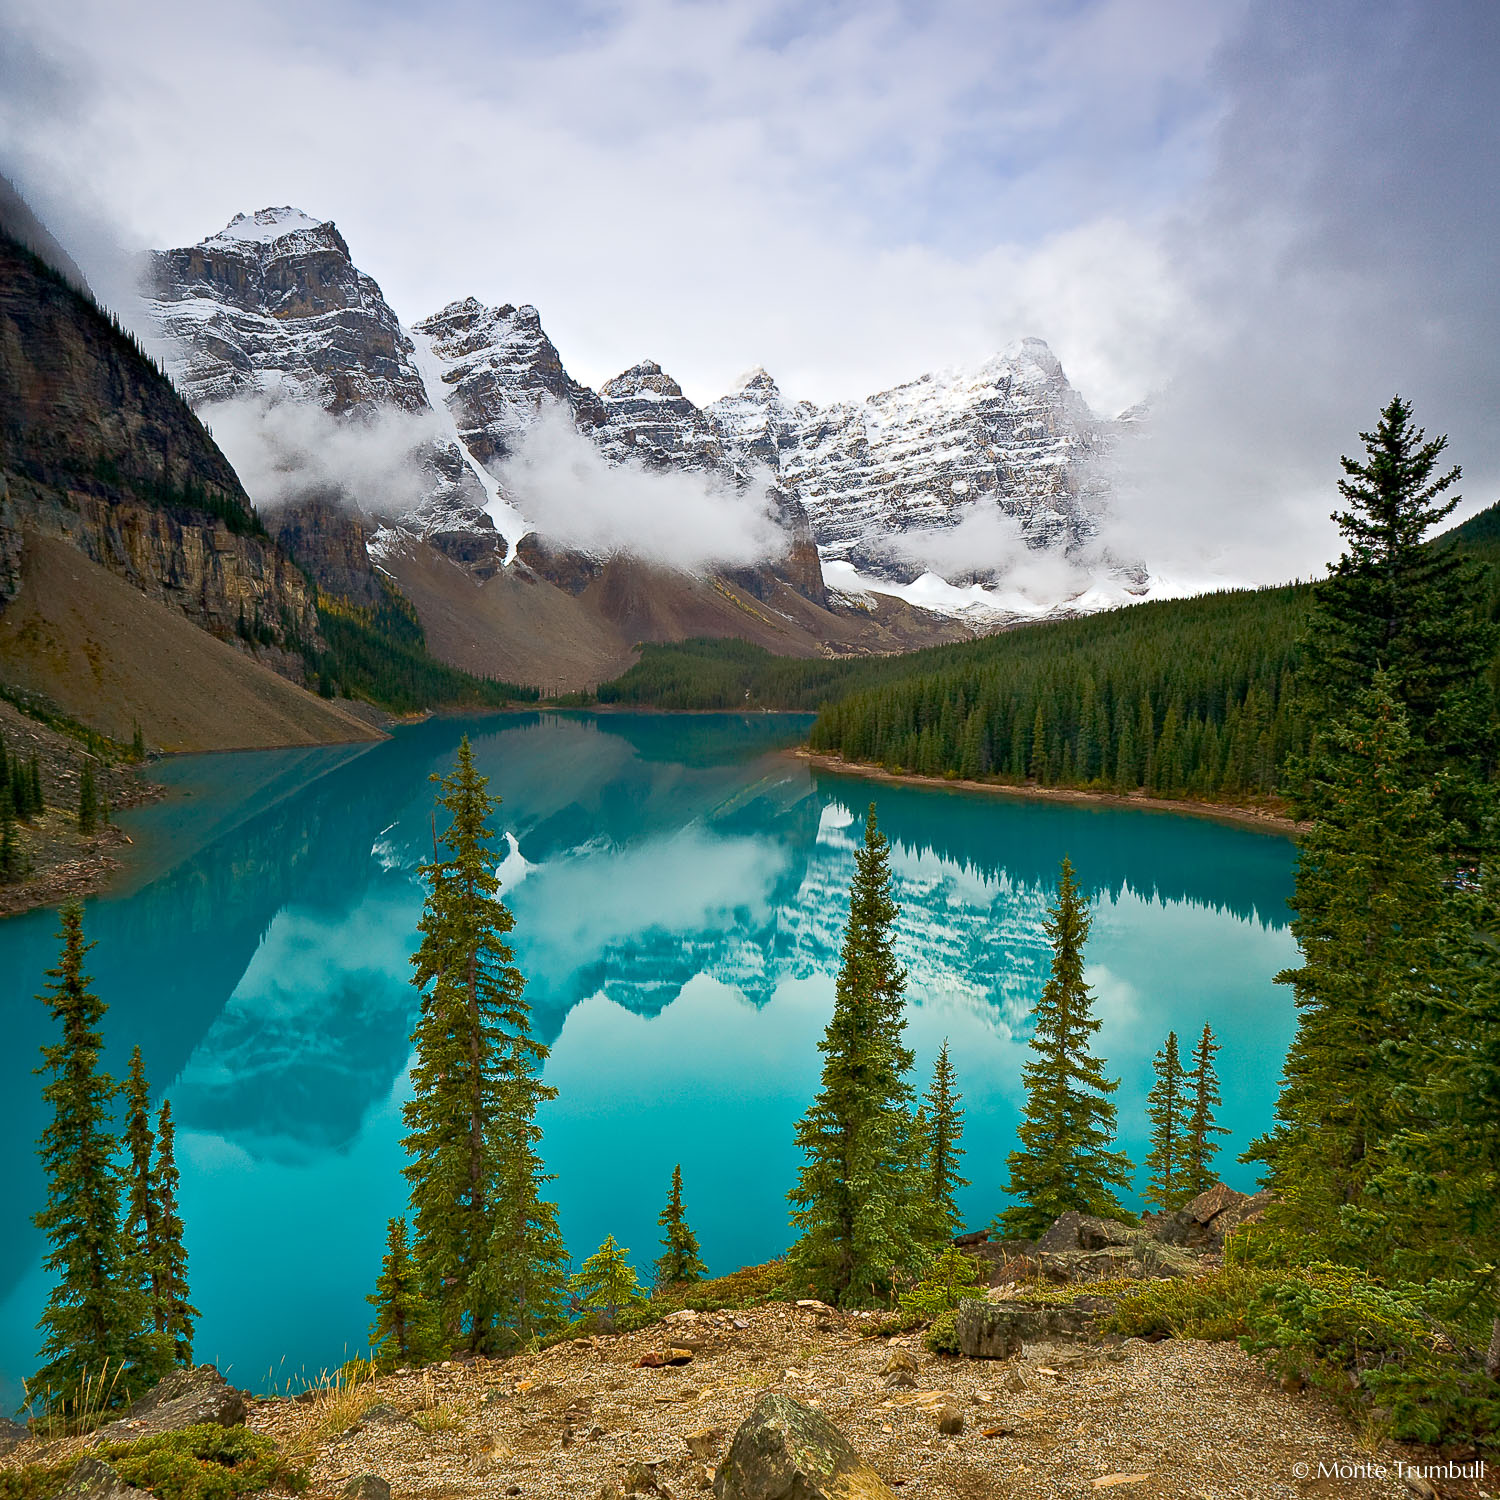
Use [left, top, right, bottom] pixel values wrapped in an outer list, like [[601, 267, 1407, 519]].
[[0, 1425, 306, 1500], [1108, 1264, 1500, 1446], [924, 1309, 961, 1356]]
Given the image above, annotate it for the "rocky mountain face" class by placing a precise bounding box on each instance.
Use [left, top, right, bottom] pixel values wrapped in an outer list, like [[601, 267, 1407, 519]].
[[708, 340, 1113, 577], [0, 229, 319, 673], [146, 208, 500, 563], [141, 205, 1140, 680]]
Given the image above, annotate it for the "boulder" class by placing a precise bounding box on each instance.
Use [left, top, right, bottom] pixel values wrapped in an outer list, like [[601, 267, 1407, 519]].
[[1142, 1186, 1273, 1252], [90, 1365, 246, 1444], [714, 1392, 895, 1499], [0, 1416, 28, 1455], [55, 1458, 154, 1500], [340, 1478, 391, 1500], [1034, 1212, 1136, 1254], [956, 1299, 1099, 1356]]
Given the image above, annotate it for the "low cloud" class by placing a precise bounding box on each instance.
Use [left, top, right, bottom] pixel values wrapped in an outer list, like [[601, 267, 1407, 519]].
[[498, 404, 786, 572], [198, 395, 447, 515], [871, 503, 1106, 602]]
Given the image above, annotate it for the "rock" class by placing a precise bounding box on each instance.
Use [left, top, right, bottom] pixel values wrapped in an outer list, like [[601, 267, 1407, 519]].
[[0, 1417, 28, 1455], [686, 1428, 725, 1462], [339, 1477, 391, 1500], [951, 1230, 989, 1248], [635, 1349, 694, 1368], [880, 1348, 919, 1388], [795, 1300, 835, 1316], [90, 1365, 246, 1444], [624, 1460, 661, 1495], [935, 1405, 964, 1436], [1035, 1212, 1136, 1254], [956, 1298, 1101, 1356], [55, 1458, 154, 1500], [1185, 1183, 1242, 1223], [713, 1393, 896, 1500], [358, 1402, 408, 1426]]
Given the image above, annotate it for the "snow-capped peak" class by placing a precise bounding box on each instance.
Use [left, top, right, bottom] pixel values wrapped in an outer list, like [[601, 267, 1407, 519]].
[[208, 207, 328, 246]]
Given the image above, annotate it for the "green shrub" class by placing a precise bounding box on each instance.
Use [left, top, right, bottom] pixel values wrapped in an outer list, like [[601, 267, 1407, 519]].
[[0, 1425, 306, 1500], [1109, 1263, 1500, 1447], [104, 1424, 307, 1500], [1242, 1269, 1500, 1446], [898, 1247, 985, 1319], [1106, 1267, 1269, 1341], [924, 1309, 961, 1356]]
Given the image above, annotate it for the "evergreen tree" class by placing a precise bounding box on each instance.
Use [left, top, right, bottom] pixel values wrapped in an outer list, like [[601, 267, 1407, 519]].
[[122, 1048, 160, 1323], [368, 1217, 441, 1367], [922, 1040, 968, 1239], [1185, 1024, 1228, 1194], [29, 755, 43, 815], [788, 804, 924, 1305], [1298, 395, 1497, 847], [1, 804, 18, 882], [653, 1164, 708, 1288], [149, 1101, 196, 1364], [1247, 678, 1456, 1229], [78, 762, 98, 835], [999, 858, 1131, 1239], [30, 907, 163, 1409], [131, 723, 146, 762], [1143, 1031, 1191, 1212], [570, 1235, 645, 1327], [403, 737, 567, 1353]]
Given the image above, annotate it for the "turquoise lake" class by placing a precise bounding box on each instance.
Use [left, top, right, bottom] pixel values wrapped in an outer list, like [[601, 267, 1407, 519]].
[[0, 711, 1298, 1406]]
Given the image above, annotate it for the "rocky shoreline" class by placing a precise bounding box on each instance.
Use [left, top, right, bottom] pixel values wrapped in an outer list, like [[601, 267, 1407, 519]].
[[794, 750, 1307, 838]]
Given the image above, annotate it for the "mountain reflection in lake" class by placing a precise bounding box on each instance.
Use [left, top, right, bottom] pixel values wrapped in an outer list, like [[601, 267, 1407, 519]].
[[0, 712, 1297, 1402]]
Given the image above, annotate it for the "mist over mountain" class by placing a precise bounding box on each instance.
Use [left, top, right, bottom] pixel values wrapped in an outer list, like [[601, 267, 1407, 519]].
[[143, 206, 1149, 628]]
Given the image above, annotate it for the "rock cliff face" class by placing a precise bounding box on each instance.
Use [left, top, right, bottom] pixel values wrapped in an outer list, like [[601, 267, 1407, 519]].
[[0, 232, 318, 669], [410, 297, 605, 468], [146, 209, 495, 556], [707, 340, 1112, 571], [267, 490, 383, 609]]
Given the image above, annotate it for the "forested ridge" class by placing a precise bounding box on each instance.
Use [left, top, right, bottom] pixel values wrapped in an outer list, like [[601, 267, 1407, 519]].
[[595, 498, 1500, 808]]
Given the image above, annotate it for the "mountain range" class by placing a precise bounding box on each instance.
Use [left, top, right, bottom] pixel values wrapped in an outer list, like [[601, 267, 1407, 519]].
[[141, 206, 1148, 686]]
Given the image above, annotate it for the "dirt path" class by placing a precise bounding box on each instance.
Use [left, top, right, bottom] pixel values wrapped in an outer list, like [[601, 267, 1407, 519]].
[[251, 1305, 1456, 1500]]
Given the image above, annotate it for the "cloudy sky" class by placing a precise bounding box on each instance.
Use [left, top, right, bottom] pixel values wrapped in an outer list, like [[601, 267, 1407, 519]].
[[2, 0, 1496, 580]]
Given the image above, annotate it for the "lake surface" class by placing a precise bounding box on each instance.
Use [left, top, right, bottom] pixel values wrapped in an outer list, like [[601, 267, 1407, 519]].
[[0, 712, 1298, 1405]]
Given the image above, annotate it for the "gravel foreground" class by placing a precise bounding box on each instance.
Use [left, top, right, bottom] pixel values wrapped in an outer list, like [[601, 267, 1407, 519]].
[[250, 1303, 1486, 1500]]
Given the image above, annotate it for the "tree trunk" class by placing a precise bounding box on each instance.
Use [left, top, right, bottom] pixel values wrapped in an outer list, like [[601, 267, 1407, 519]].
[[1487, 1316, 1500, 1381]]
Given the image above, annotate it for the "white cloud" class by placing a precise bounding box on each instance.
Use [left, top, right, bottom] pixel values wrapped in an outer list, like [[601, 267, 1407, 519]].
[[198, 396, 446, 515], [2, 0, 1495, 588], [498, 403, 785, 571]]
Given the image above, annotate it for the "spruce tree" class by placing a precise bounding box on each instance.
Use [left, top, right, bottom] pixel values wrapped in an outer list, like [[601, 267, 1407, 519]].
[[368, 1217, 441, 1366], [1298, 395, 1497, 848], [29, 755, 43, 815], [122, 1048, 161, 1328], [78, 763, 98, 835], [30, 906, 163, 1409], [131, 723, 146, 762], [149, 1101, 196, 1364], [787, 804, 924, 1305], [1247, 677, 1455, 1229], [403, 737, 567, 1353], [653, 1164, 708, 1288], [570, 1235, 645, 1327], [1185, 1024, 1228, 1194], [1143, 1031, 1191, 1212], [1, 804, 18, 882], [999, 858, 1131, 1239], [922, 1040, 968, 1239]]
